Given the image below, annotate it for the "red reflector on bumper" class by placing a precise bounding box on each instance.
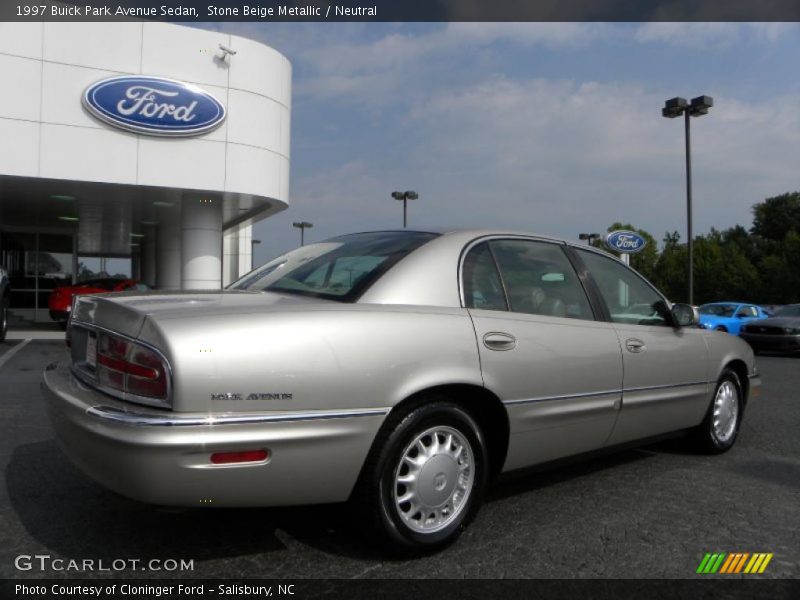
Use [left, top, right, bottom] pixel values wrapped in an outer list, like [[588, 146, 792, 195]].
[[210, 450, 269, 465]]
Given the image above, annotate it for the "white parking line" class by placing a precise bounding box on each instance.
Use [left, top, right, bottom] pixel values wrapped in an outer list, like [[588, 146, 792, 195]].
[[0, 339, 31, 370]]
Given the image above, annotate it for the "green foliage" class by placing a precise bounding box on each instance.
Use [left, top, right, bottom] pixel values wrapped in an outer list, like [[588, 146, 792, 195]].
[[751, 192, 800, 242], [600, 192, 799, 304]]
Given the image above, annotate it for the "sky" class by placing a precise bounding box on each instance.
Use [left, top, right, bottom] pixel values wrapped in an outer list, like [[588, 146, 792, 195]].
[[197, 22, 800, 265]]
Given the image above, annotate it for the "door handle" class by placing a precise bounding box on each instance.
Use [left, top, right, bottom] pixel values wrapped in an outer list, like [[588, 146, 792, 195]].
[[483, 332, 517, 351], [625, 338, 646, 353]]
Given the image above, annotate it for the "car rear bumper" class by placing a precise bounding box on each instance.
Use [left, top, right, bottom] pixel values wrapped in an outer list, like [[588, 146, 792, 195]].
[[740, 333, 800, 353], [43, 362, 387, 507]]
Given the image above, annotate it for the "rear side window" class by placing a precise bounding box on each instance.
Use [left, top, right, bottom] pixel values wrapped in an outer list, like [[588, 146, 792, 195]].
[[490, 240, 593, 320], [577, 249, 670, 326], [462, 239, 593, 320], [463, 243, 507, 311]]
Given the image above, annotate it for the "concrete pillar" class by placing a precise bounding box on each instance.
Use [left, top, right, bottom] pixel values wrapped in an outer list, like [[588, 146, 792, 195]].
[[141, 227, 157, 288], [222, 228, 238, 287], [156, 215, 181, 290], [238, 224, 254, 276], [181, 195, 222, 289]]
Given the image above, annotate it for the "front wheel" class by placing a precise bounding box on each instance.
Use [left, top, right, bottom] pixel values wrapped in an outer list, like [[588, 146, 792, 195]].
[[693, 369, 743, 453], [352, 400, 488, 554]]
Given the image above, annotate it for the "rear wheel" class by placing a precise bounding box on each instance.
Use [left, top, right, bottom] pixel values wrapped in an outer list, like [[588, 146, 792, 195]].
[[693, 369, 743, 453], [352, 400, 487, 554]]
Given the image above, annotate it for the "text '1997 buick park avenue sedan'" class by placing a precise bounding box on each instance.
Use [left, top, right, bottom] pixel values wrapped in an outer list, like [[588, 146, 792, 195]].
[[44, 230, 760, 552]]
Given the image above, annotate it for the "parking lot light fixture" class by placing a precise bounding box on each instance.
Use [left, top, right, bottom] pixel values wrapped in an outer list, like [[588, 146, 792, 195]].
[[662, 94, 713, 305], [578, 233, 600, 245], [391, 190, 419, 228], [292, 221, 313, 246]]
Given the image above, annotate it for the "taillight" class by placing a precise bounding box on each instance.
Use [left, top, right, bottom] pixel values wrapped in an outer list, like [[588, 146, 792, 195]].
[[210, 450, 269, 465], [95, 333, 169, 402]]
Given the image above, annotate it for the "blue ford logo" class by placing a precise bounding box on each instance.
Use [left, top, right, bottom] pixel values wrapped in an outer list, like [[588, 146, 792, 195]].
[[606, 230, 647, 254], [83, 76, 226, 137]]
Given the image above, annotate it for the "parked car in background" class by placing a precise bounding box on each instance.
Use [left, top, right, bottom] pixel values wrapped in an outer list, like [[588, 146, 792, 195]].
[[44, 230, 759, 553], [48, 278, 151, 327], [697, 302, 769, 335], [0, 266, 10, 342], [740, 304, 800, 354]]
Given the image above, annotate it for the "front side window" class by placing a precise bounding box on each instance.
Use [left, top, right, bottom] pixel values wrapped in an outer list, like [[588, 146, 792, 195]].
[[229, 231, 438, 302], [699, 304, 735, 317], [735, 305, 758, 318], [577, 249, 670, 326]]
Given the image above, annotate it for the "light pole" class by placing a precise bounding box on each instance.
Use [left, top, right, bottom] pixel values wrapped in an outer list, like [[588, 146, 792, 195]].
[[292, 221, 313, 246], [391, 190, 419, 228], [578, 232, 600, 246], [662, 95, 713, 305]]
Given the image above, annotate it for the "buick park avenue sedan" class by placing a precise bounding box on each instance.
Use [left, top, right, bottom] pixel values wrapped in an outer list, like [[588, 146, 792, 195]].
[[44, 230, 759, 552]]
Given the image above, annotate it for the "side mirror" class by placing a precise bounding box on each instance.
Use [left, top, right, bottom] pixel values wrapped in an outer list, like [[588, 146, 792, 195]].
[[671, 303, 699, 327]]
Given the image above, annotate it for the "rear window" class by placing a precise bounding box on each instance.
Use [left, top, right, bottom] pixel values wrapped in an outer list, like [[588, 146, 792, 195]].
[[229, 231, 439, 302]]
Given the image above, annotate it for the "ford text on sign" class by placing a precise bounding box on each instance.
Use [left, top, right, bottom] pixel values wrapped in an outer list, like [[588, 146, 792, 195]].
[[83, 76, 226, 137], [606, 230, 647, 254]]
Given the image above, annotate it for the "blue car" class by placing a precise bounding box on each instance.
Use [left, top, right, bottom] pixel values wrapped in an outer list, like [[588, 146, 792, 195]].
[[697, 302, 769, 335]]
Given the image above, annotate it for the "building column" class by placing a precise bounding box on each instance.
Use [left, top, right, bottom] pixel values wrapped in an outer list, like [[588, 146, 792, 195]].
[[222, 228, 238, 287], [156, 214, 181, 290], [238, 223, 254, 277], [181, 195, 222, 289]]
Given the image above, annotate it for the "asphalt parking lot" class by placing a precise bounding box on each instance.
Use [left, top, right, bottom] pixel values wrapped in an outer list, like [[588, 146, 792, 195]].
[[1, 340, 798, 580]]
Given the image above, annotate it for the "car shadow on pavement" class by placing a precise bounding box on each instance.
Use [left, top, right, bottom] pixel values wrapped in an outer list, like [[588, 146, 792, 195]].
[[731, 457, 800, 491], [487, 447, 657, 503], [5, 440, 377, 566]]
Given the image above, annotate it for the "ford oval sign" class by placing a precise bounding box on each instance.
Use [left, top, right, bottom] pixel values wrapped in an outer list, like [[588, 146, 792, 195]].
[[83, 76, 226, 137], [606, 230, 647, 254]]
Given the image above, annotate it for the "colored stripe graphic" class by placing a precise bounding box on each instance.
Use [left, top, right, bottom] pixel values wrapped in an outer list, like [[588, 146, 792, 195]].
[[698, 552, 774, 574]]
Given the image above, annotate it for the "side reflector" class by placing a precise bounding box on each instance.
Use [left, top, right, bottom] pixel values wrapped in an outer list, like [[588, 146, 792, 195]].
[[210, 450, 269, 465]]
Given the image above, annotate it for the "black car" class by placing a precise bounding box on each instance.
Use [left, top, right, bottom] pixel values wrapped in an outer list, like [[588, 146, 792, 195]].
[[740, 304, 800, 354]]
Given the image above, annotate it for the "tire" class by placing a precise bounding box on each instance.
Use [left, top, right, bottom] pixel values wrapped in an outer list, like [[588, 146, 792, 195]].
[[693, 369, 743, 454], [715, 326, 727, 333], [0, 295, 8, 342], [352, 399, 488, 554]]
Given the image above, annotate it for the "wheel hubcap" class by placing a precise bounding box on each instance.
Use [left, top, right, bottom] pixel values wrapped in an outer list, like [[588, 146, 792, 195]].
[[713, 380, 739, 443], [393, 425, 474, 533]]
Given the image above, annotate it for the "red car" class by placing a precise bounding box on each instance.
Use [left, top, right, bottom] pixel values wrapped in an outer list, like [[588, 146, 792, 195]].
[[49, 278, 151, 326]]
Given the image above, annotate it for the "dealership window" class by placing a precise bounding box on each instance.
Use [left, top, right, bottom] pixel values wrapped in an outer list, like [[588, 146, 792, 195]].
[[0, 231, 74, 322]]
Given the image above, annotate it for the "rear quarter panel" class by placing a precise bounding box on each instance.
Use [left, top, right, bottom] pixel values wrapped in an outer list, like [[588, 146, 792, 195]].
[[138, 305, 483, 413]]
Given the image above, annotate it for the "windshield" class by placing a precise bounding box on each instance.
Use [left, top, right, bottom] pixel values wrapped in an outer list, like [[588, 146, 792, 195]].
[[699, 304, 736, 317], [229, 231, 439, 302], [775, 304, 800, 317]]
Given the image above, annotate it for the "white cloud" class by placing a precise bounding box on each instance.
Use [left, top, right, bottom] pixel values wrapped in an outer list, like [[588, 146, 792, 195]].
[[218, 22, 800, 259], [634, 22, 799, 47]]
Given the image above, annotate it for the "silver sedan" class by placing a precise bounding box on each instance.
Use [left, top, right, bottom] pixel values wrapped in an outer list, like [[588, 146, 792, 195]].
[[44, 230, 759, 553]]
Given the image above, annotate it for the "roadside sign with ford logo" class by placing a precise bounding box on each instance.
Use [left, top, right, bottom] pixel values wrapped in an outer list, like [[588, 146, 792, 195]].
[[606, 230, 647, 254], [83, 76, 226, 137]]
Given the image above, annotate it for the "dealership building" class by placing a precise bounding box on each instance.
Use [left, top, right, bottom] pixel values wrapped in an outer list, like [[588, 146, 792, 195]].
[[0, 21, 291, 324]]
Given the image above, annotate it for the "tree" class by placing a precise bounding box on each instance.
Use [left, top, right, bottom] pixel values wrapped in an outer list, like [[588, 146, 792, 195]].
[[751, 192, 800, 242]]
